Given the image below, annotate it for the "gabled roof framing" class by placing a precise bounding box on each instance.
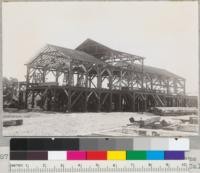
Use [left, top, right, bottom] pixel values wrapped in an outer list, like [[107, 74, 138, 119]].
[[26, 40, 184, 80]]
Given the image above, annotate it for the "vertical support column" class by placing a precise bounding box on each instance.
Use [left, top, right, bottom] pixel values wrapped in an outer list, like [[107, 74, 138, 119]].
[[56, 71, 59, 84], [68, 63, 73, 86], [84, 91, 88, 112], [183, 79, 186, 95], [173, 79, 178, 94], [42, 69, 46, 83], [25, 66, 30, 109], [109, 69, 113, 112], [144, 94, 147, 112], [119, 92, 122, 111], [18, 83, 22, 108], [109, 92, 112, 112], [97, 66, 102, 89], [97, 66, 101, 112], [88, 76, 91, 88], [109, 69, 113, 90], [119, 70, 122, 90], [31, 91, 35, 108], [150, 76, 153, 91], [77, 73, 80, 86], [141, 59, 144, 90], [85, 70, 88, 88], [127, 71, 130, 89], [131, 71, 134, 90], [183, 96, 187, 107], [166, 78, 170, 94], [97, 92, 101, 112], [67, 88, 71, 112], [132, 92, 135, 112]]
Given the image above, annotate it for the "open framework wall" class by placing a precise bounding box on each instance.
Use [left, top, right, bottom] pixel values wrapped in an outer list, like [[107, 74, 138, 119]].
[[17, 44, 197, 112]]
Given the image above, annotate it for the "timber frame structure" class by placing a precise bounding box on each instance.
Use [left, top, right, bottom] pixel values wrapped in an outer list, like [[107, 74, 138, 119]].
[[19, 39, 197, 112]]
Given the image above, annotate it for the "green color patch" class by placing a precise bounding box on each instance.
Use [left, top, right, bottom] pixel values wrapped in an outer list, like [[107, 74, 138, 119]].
[[126, 151, 147, 160]]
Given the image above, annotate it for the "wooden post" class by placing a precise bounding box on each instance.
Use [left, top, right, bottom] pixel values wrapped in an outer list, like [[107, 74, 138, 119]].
[[67, 88, 71, 112], [150, 76, 153, 91], [88, 76, 91, 88], [119, 92, 122, 111], [141, 59, 144, 90], [109, 69, 113, 90], [25, 66, 30, 109], [77, 73, 79, 86], [97, 66, 102, 89], [42, 69, 46, 83], [119, 70, 122, 90], [85, 70, 88, 88], [131, 72, 134, 90], [56, 71, 59, 84], [109, 92, 112, 112], [166, 78, 170, 94], [97, 92, 101, 112], [68, 64, 73, 86], [132, 92, 135, 112], [144, 94, 147, 112], [84, 91, 88, 112], [31, 91, 35, 108], [173, 79, 178, 94], [183, 79, 186, 95]]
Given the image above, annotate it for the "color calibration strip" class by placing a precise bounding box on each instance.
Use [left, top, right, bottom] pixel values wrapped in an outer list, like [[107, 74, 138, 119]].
[[10, 138, 190, 151], [10, 150, 185, 160]]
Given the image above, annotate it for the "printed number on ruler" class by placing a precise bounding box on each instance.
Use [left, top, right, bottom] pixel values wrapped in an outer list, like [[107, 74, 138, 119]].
[[0, 147, 9, 173], [10, 160, 189, 173]]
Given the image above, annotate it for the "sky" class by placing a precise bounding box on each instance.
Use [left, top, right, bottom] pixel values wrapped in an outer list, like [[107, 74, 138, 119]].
[[2, 1, 199, 95]]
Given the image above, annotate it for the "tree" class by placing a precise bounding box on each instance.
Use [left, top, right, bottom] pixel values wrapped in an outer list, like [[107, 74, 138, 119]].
[[3, 77, 19, 108]]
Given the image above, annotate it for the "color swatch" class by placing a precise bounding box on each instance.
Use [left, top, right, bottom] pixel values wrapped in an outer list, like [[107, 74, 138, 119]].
[[10, 150, 185, 160], [10, 138, 188, 161], [86, 151, 107, 160], [10, 138, 189, 151], [67, 151, 86, 160], [107, 151, 126, 160]]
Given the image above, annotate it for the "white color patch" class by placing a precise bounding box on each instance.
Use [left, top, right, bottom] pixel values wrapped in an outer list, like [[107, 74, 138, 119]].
[[48, 151, 66, 160], [168, 138, 189, 151]]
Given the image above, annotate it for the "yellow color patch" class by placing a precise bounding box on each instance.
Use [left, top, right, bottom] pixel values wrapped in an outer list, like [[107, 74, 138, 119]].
[[107, 151, 126, 160]]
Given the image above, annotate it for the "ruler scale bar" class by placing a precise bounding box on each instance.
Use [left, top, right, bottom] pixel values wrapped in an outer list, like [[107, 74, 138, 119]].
[[10, 160, 189, 173]]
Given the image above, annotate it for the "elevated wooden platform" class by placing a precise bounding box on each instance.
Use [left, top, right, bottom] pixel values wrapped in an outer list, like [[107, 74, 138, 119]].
[[19, 84, 196, 112], [18, 39, 197, 112]]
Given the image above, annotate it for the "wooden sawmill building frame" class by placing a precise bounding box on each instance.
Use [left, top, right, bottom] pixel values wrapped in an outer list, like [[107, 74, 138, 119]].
[[19, 39, 197, 112]]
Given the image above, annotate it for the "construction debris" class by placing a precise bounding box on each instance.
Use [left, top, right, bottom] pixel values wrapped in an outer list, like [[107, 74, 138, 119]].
[[152, 107, 198, 116], [126, 107, 199, 134], [3, 119, 23, 127]]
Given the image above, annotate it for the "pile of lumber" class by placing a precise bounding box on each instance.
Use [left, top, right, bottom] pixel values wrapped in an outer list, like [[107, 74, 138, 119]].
[[152, 107, 198, 116], [3, 119, 23, 127]]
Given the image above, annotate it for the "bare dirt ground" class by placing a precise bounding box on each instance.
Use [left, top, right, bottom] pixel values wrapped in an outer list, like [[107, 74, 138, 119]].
[[3, 111, 198, 136]]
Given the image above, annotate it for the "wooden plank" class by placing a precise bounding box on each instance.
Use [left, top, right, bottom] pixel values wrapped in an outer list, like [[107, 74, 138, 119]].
[[84, 91, 88, 112], [67, 89, 71, 112], [3, 119, 23, 127], [101, 93, 109, 105], [109, 92, 112, 112], [71, 91, 83, 107]]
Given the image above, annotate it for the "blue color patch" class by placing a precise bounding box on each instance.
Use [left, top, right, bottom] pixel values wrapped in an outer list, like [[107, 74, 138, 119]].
[[146, 151, 164, 160]]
